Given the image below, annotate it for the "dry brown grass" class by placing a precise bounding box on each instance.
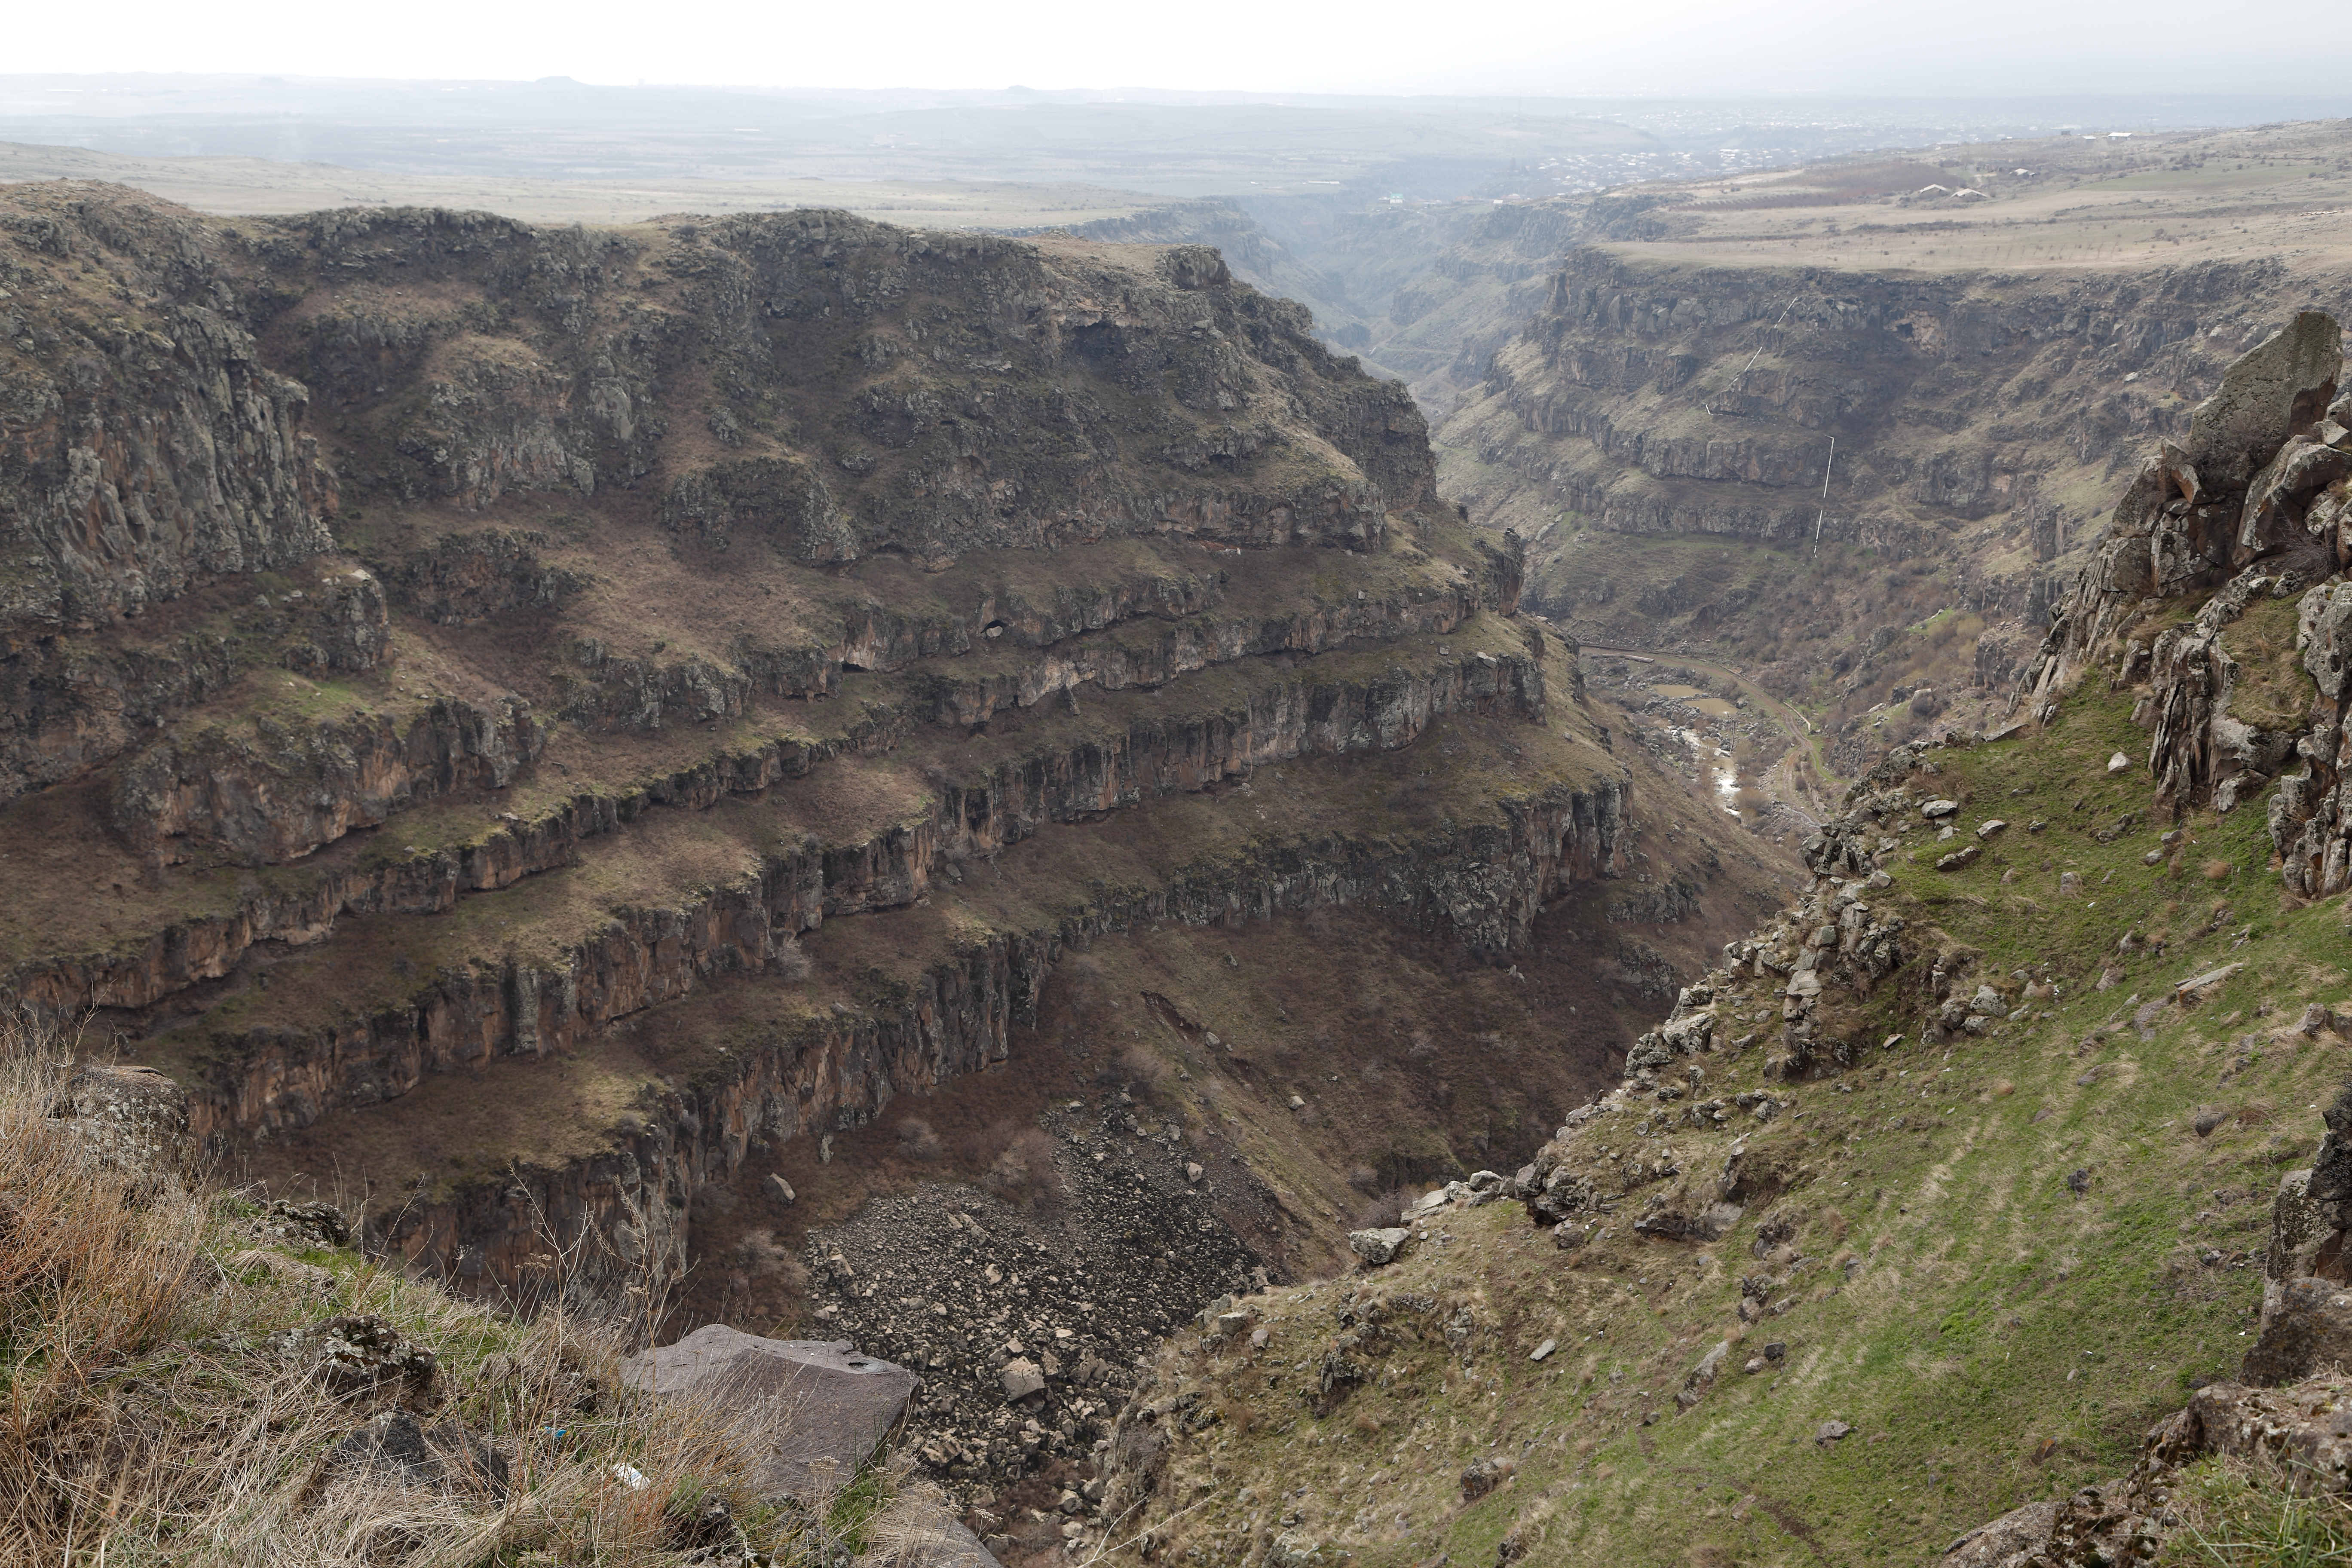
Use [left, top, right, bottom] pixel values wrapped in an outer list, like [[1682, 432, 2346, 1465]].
[[0, 1013, 900, 1566]]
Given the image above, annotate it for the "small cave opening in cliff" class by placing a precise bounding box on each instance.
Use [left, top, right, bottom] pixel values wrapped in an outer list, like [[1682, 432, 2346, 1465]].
[[840, 659, 869, 672]]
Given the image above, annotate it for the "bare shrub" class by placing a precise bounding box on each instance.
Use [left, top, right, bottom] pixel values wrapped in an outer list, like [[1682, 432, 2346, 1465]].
[[733, 1227, 793, 1277], [1354, 1188, 1412, 1229], [1119, 1044, 1168, 1099], [980, 1125, 1064, 1213], [897, 1116, 943, 1161]]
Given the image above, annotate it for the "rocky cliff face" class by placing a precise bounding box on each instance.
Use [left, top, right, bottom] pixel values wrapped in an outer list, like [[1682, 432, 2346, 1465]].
[[2018, 312, 2352, 888], [0, 198, 337, 641], [1433, 153, 2352, 747], [1455, 248, 2294, 553], [0, 181, 1788, 1295]]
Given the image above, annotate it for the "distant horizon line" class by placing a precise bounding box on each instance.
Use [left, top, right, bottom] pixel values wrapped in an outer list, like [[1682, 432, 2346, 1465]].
[[2, 72, 2346, 109]]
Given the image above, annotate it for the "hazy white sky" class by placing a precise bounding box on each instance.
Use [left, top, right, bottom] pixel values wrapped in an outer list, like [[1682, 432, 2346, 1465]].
[[7, 0, 2320, 96]]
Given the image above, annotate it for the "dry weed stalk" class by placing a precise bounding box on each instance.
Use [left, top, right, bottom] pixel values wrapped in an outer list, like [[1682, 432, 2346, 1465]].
[[0, 1012, 899, 1566]]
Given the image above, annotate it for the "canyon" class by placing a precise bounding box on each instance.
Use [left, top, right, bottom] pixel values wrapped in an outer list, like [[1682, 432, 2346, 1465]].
[[13, 104, 2352, 1567], [0, 175, 1800, 1556]]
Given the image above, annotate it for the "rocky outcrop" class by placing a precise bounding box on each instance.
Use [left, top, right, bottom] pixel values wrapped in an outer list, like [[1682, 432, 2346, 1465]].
[[0, 558, 388, 808], [3, 702, 907, 1020], [52, 1061, 194, 1178], [246, 203, 1436, 564], [2009, 314, 2352, 890], [1453, 251, 2298, 551], [623, 1326, 919, 1501], [201, 698, 1626, 1311], [387, 530, 583, 625], [1948, 1375, 2352, 1565], [113, 693, 543, 865], [2021, 312, 2345, 706], [0, 215, 338, 640], [179, 717, 1617, 1147], [2243, 1084, 2352, 1380], [14, 633, 1553, 1026], [366, 932, 1041, 1302], [0, 186, 1653, 1442]]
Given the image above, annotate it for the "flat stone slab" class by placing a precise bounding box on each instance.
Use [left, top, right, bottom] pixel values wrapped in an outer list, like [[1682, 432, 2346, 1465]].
[[624, 1326, 916, 1500], [874, 1502, 1005, 1566], [2175, 963, 2244, 998]]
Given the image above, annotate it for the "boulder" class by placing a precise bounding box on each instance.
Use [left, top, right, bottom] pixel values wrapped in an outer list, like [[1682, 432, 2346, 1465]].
[[1348, 1227, 1411, 1266], [1459, 1456, 1514, 1502], [327, 1410, 509, 1497], [1403, 1188, 1453, 1221], [865, 1498, 1005, 1566], [765, 1173, 796, 1205], [999, 1357, 1047, 1402], [1632, 1200, 1743, 1243], [2174, 963, 2242, 999], [1676, 1341, 1730, 1409], [53, 1063, 192, 1176], [259, 1198, 352, 1250], [277, 1315, 437, 1395], [1942, 1485, 2154, 1568], [2242, 1278, 2352, 1386], [2190, 310, 2343, 491], [2144, 1378, 2352, 1496], [2239, 437, 2351, 556], [624, 1326, 916, 1500]]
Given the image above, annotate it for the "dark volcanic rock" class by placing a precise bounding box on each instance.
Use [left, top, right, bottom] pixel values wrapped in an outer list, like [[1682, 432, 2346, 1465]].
[[2242, 1276, 2352, 1386]]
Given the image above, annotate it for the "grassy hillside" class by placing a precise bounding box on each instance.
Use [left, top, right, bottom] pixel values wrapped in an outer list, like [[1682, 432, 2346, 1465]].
[[1100, 676, 2352, 1565]]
